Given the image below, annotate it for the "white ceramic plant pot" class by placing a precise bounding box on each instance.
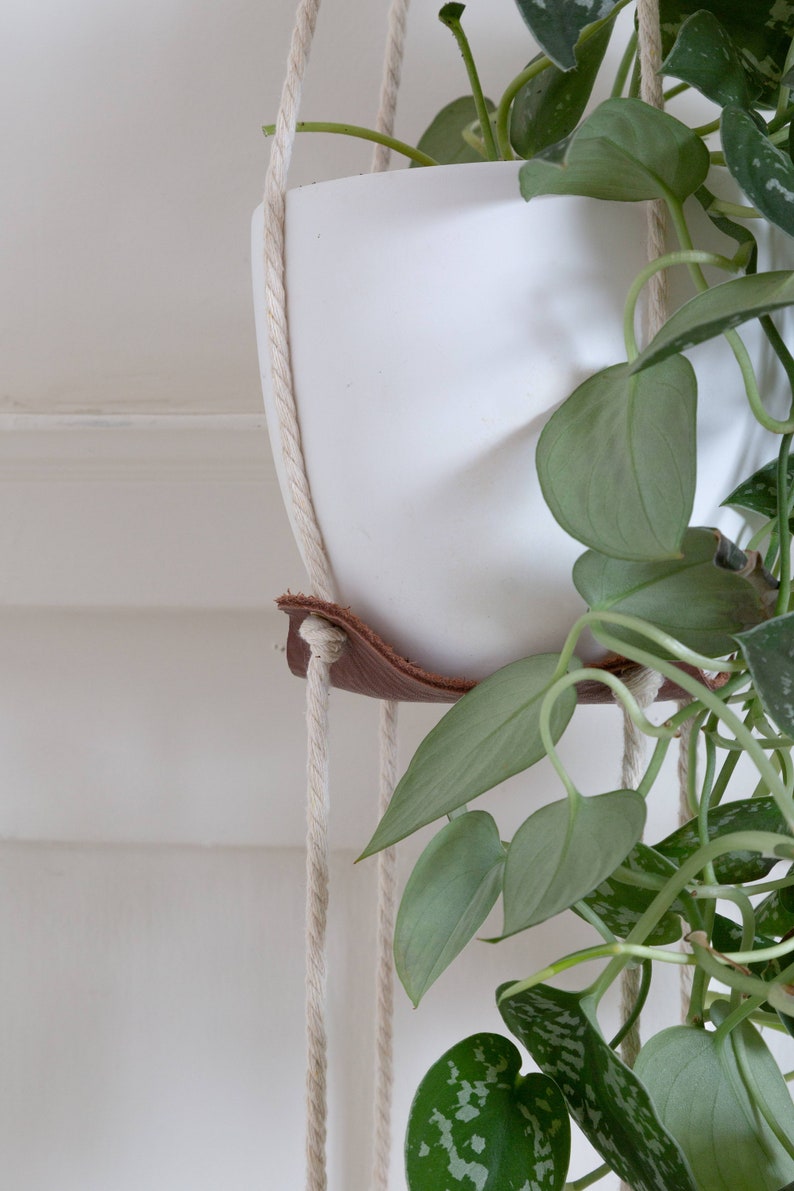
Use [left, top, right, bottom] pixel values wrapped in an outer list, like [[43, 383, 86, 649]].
[[253, 161, 780, 680]]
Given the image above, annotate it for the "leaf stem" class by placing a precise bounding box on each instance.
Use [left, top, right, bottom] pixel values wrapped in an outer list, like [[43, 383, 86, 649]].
[[261, 122, 439, 167], [610, 29, 637, 99], [439, 5, 499, 161], [622, 250, 739, 362], [588, 830, 794, 1003], [777, 434, 793, 615], [608, 958, 652, 1049], [590, 627, 792, 822], [565, 1163, 612, 1191]]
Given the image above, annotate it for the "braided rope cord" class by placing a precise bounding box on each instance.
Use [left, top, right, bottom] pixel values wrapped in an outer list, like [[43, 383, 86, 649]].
[[262, 2, 410, 1187]]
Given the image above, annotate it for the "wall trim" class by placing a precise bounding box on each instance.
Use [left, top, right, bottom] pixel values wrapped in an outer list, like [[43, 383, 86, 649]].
[[0, 414, 273, 484]]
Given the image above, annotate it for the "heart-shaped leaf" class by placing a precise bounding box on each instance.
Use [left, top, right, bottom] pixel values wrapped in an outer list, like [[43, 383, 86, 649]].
[[510, 23, 612, 159], [659, 0, 792, 106], [536, 358, 696, 561], [655, 796, 788, 883], [632, 271, 794, 373], [498, 982, 697, 1190], [511, 0, 621, 72], [414, 95, 496, 167], [722, 107, 794, 239], [395, 811, 506, 1006], [405, 1032, 570, 1191], [501, 789, 646, 935], [661, 12, 758, 109], [578, 843, 684, 944], [736, 613, 794, 736], [573, 527, 774, 659], [634, 1005, 794, 1191], [724, 455, 794, 525], [359, 654, 578, 858], [519, 98, 710, 204]]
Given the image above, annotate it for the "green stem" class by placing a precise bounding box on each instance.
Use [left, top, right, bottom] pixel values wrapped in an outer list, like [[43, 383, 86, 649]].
[[500, 940, 692, 1003], [708, 199, 762, 221], [611, 29, 637, 98], [692, 117, 720, 138], [261, 121, 439, 167], [777, 434, 793, 615], [588, 830, 794, 1003], [590, 628, 791, 820], [565, 1163, 612, 1191], [538, 666, 678, 800], [760, 314, 794, 410], [494, 57, 552, 161], [574, 899, 618, 944], [609, 959, 652, 1049], [622, 250, 740, 362], [552, 608, 746, 688], [696, 871, 794, 899], [711, 994, 767, 1043], [663, 82, 689, 101], [439, 5, 499, 161]]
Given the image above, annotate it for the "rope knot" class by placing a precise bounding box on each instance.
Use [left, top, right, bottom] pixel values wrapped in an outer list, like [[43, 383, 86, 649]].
[[299, 614, 347, 665]]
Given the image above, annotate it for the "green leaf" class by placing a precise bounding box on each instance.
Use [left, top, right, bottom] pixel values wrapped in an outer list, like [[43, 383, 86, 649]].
[[632, 271, 794, 373], [510, 24, 612, 159], [660, 0, 792, 107], [722, 106, 794, 238], [724, 455, 794, 524], [655, 796, 788, 883], [359, 654, 578, 858], [405, 1032, 570, 1191], [755, 874, 794, 937], [694, 185, 758, 272], [536, 358, 696, 561], [511, 0, 620, 72], [661, 12, 758, 109], [573, 527, 775, 658], [502, 790, 646, 935], [736, 613, 794, 736], [634, 1006, 794, 1191], [394, 812, 506, 1007], [414, 95, 496, 167], [519, 98, 710, 204], [577, 843, 684, 944], [498, 982, 697, 1190]]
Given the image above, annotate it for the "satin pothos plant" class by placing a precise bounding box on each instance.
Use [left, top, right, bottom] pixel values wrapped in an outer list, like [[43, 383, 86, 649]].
[[343, 2, 794, 1190]]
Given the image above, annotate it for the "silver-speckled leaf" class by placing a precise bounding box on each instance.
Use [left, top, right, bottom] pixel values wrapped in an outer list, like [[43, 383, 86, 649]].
[[406, 1032, 570, 1191], [498, 982, 697, 1191]]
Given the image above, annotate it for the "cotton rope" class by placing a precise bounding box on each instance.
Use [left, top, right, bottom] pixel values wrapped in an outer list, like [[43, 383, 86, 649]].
[[372, 700, 399, 1191], [263, 1, 409, 1187], [618, 5, 666, 1188], [369, 7, 410, 1184], [371, 0, 411, 173]]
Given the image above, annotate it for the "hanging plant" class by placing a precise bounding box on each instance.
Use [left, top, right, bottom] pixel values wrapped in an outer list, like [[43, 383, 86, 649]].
[[260, 0, 794, 1186]]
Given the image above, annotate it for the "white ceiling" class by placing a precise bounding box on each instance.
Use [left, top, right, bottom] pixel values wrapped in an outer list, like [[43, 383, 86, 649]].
[[2, 0, 530, 416]]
